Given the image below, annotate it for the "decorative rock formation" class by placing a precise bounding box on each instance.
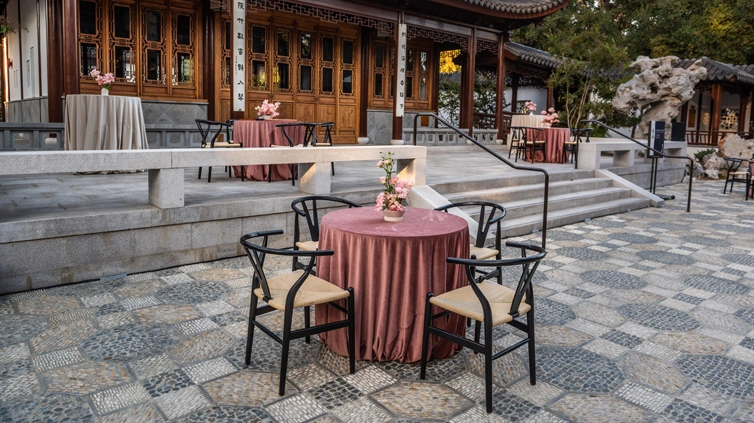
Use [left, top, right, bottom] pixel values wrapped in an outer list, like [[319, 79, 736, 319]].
[[613, 56, 707, 140], [719, 133, 754, 159]]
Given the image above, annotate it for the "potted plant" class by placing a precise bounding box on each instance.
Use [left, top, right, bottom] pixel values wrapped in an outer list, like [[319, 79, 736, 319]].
[[541, 108, 560, 127], [89, 69, 115, 95], [375, 151, 413, 222], [255, 100, 280, 120]]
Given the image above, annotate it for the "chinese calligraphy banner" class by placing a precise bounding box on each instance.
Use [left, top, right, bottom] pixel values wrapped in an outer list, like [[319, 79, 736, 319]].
[[233, 1, 246, 112], [395, 23, 407, 118]]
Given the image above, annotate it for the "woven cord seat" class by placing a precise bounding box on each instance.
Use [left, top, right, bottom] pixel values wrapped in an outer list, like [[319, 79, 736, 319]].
[[295, 240, 318, 251], [241, 230, 355, 396], [469, 245, 499, 261], [420, 241, 546, 414]]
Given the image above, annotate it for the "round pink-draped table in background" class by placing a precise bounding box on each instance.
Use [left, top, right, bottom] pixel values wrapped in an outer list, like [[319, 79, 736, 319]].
[[315, 207, 469, 363], [526, 127, 571, 163], [232, 119, 304, 181]]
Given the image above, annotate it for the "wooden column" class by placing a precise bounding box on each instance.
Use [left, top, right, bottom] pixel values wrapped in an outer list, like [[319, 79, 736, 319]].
[[202, 3, 216, 120], [510, 75, 519, 113], [460, 30, 476, 134], [358, 27, 371, 140], [495, 34, 506, 141], [710, 84, 722, 144], [62, 0, 79, 96], [546, 85, 554, 110], [47, 0, 64, 122], [738, 90, 750, 133]]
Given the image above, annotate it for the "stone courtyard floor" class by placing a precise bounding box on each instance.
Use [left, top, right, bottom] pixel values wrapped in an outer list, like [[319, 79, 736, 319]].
[[1, 180, 753, 422]]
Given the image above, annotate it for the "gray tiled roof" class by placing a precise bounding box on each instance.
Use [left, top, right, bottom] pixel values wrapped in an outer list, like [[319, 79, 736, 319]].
[[463, 0, 566, 15], [505, 42, 561, 69], [676, 57, 754, 86]]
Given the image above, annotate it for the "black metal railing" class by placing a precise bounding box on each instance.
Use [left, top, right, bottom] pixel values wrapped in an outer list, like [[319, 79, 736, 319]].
[[413, 112, 550, 249], [581, 120, 694, 212]]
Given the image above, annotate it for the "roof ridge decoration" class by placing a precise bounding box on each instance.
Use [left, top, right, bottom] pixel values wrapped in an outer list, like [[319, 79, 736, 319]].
[[676, 56, 754, 86], [462, 0, 566, 16]]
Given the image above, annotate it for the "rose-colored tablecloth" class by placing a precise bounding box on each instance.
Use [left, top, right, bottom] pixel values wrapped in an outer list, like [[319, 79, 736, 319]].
[[526, 127, 571, 163], [232, 119, 304, 181], [316, 207, 470, 363]]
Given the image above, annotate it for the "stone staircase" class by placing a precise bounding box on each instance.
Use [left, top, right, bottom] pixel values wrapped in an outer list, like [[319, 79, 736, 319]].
[[430, 169, 651, 238]]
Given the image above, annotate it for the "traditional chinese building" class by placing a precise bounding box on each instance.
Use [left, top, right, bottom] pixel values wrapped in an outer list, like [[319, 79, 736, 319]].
[[1, 0, 566, 145]]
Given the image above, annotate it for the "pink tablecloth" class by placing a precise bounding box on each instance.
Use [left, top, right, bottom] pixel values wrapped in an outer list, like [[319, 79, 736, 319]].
[[232, 119, 304, 181], [316, 207, 469, 363], [526, 127, 571, 163]]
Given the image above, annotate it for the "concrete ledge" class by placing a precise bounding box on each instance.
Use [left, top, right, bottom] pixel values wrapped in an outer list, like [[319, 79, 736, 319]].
[[578, 139, 687, 170]]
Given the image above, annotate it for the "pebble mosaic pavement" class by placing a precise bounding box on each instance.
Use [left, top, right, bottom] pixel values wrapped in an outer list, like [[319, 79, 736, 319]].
[[1, 180, 754, 422]]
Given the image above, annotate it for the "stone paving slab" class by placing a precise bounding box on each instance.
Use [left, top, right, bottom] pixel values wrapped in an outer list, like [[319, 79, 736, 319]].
[[1, 180, 754, 422]]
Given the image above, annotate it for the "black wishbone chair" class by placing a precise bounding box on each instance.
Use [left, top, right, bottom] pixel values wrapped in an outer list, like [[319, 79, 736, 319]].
[[508, 126, 527, 162], [420, 242, 546, 413], [524, 127, 546, 163], [240, 230, 355, 396], [273, 123, 306, 186], [291, 195, 362, 273], [195, 119, 242, 182], [435, 201, 506, 285]]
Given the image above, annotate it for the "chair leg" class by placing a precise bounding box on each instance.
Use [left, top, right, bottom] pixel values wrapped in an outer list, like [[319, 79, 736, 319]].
[[527, 310, 536, 385], [347, 288, 356, 374], [474, 320, 481, 352], [331, 162, 335, 176], [484, 320, 494, 413], [419, 293, 433, 380], [244, 293, 259, 365], [207, 167, 213, 183], [304, 306, 311, 344], [279, 308, 293, 396], [198, 167, 202, 179]]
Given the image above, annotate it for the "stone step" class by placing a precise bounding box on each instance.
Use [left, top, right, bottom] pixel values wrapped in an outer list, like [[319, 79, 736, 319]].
[[430, 169, 596, 195], [460, 187, 634, 221], [497, 197, 650, 239], [444, 178, 614, 204]]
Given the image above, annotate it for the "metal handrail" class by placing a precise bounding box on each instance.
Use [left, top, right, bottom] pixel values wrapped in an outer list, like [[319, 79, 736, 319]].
[[580, 120, 694, 212], [413, 113, 550, 249]]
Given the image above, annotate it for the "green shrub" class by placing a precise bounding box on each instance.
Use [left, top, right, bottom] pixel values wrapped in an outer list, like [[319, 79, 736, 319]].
[[694, 148, 716, 162]]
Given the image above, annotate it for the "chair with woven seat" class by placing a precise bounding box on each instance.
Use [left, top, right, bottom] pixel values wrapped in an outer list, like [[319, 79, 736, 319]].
[[435, 201, 506, 285], [291, 196, 362, 272], [240, 229, 355, 395], [563, 127, 591, 168], [420, 241, 546, 413], [273, 123, 308, 186], [723, 158, 751, 199], [524, 127, 545, 163], [507, 126, 527, 162], [195, 119, 242, 182], [306, 122, 336, 176]]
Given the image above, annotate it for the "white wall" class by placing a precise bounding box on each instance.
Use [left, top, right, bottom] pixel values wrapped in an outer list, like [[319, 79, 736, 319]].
[[39, 0, 48, 97], [503, 87, 548, 114], [5, 0, 21, 101]]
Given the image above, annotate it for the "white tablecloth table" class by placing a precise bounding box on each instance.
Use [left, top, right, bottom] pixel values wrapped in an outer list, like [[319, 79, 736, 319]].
[[511, 113, 547, 128], [64, 94, 148, 150]]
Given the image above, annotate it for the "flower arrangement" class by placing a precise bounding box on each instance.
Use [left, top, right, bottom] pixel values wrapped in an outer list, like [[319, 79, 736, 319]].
[[541, 108, 560, 126], [375, 151, 413, 212], [255, 99, 280, 118], [524, 101, 537, 112], [89, 69, 115, 90]]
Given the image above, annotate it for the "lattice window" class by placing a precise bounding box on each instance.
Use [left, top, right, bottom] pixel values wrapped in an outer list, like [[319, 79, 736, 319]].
[[143, 6, 167, 84], [221, 17, 231, 88], [247, 0, 393, 36], [109, 2, 136, 83], [274, 27, 292, 91], [405, 48, 415, 100], [477, 39, 498, 55], [298, 31, 314, 93], [340, 38, 355, 95], [172, 11, 195, 86], [407, 26, 468, 51], [248, 24, 268, 90], [418, 49, 430, 101], [320, 34, 336, 95], [372, 42, 387, 98], [79, 0, 102, 76]]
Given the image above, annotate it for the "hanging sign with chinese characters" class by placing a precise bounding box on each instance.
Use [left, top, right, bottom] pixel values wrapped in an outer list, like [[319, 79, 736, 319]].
[[232, 1, 246, 112], [395, 23, 407, 118]]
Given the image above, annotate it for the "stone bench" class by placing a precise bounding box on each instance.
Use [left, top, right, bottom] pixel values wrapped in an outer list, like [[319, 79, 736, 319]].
[[578, 138, 686, 170], [0, 145, 427, 209]]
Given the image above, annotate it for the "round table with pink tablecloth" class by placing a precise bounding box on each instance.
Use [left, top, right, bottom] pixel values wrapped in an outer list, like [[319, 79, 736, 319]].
[[526, 127, 571, 163], [231, 119, 305, 181], [315, 207, 469, 363]]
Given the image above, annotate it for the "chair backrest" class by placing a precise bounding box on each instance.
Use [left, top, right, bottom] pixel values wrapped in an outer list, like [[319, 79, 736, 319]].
[[435, 201, 506, 248], [240, 229, 334, 303], [447, 241, 546, 318], [317, 122, 334, 146], [276, 123, 308, 147], [291, 195, 362, 242], [500, 114, 513, 139], [510, 126, 527, 143], [725, 157, 744, 173], [571, 127, 592, 143], [195, 119, 227, 147]]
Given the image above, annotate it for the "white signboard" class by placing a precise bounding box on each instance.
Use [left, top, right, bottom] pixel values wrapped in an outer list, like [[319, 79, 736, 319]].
[[232, 1, 246, 112], [395, 23, 407, 118]]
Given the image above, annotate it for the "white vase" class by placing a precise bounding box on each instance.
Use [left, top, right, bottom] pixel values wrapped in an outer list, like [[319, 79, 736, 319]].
[[263, 115, 273, 120], [101, 88, 109, 96], [382, 209, 406, 222]]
